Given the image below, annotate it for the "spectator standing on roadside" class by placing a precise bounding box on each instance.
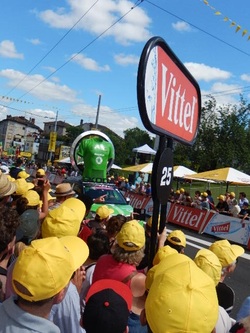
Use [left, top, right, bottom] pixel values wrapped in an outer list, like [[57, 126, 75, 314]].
[[0, 236, 88, 332], [210, 239, 244, 314], [239, 192, 249, 209], [92, 220, 147, 333], [216, 195, 229, 213]]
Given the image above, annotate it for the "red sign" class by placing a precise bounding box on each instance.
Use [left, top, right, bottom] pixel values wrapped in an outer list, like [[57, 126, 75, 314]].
[[137, 37, 201, 145], [167, 203, 209, 232], [124, 192, 152, 210]]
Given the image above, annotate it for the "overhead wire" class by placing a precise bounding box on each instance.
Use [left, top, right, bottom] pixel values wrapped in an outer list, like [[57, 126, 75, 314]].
[[144, 0, 250, 58], [9, 1, 142, 104], [3, 0, 100, 102]]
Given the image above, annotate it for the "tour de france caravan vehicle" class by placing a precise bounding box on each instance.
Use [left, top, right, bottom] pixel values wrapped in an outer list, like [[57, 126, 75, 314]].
[[67, 129, 133, 219]]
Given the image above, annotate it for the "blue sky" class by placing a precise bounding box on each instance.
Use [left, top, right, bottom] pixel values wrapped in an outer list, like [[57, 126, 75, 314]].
[[1, 0, 250, 137]]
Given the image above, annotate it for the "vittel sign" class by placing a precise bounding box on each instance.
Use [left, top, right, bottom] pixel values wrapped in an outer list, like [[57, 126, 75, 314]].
[[137, 36, 201, 145]]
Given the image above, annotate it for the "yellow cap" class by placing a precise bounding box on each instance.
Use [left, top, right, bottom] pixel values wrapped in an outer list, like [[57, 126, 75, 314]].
[[36, 168, 46, 176], [194, 249, 222, 286], [42, 198, 86, 238], [145, 254, 219, 333], [167, 230, 186, 247], [15, 178, 34, 196], [12, 236, 89, 301], [116, 220, 145, 251], [217, 195, 225, 200], [96, 205, 114, 220], [22, 190, 40, 206], [146, 215, 160, 229], [17, 170, 30, 179], [209, 239, 244, 267]]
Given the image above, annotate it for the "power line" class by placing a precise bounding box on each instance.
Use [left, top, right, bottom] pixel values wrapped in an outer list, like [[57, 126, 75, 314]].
[[0, 103, 55, 119], [3, 0, 99, 101], [9, 1, 141, 103], [144, 0, 250, 58]]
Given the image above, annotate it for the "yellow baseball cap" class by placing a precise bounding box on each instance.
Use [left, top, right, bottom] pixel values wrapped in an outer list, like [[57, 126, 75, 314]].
[[96, 205, 114, 220], [15, 178, 34, 196], [116, 220, 145, 251], [146, 215, 160, 229], [17, 170, 30, 179], [217, 195, 225, 200], [42, 198, 86, 238], [230, 192, 235, 197], [145, 253, 219, 333], [209, 239, 244, 267], [146, 246, 177, 291], [153, 245, 178, 266], [194, 248, 222, 286], [22, 190, 40, 206], [201, 192, 208, 197], [167, 230, 186, 247], [12, 236, 89, 302], [36, 168, 46, 177]]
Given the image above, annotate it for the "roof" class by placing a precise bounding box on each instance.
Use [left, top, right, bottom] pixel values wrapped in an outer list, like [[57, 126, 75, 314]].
[[44, 120, 71, 127], [0, 116, 42, 132]]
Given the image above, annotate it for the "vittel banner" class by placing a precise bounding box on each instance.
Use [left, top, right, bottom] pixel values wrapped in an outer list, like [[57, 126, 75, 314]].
[[137, 36, 201, 145]]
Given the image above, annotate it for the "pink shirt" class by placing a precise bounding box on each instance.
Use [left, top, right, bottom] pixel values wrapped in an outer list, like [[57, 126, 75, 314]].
[[92, 254, 136, 287]]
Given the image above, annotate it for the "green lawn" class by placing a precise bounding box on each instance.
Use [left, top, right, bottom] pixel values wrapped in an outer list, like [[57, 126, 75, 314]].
[[174, 179, 250, 201]]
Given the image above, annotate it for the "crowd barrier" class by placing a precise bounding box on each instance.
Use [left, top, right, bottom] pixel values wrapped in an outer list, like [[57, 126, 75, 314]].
[[25, 172, 250, 249], [124, 191, 250, 249]]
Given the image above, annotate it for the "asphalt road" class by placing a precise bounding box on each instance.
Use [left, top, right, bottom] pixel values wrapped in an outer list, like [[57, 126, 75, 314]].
[[166, 223, 250, 320]]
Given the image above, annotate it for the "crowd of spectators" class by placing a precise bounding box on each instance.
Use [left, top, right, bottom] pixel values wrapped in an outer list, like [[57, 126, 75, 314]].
[[0, 157, 250, 333]]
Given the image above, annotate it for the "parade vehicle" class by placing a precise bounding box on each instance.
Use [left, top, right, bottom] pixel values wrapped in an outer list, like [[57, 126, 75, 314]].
[[65, 177, 133, 218]]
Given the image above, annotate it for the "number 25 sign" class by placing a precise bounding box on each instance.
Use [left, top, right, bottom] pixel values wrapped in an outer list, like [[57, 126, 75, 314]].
[[155, 147, 173, 205]]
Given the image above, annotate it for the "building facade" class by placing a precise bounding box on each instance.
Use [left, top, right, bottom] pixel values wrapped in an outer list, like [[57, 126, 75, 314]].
[[0, 115, 42, 156]]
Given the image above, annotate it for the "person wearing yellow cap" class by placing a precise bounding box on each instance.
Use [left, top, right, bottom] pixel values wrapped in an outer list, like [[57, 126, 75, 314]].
[[210, 239, 244, 315], [87, 205, 114, 231], [0, 236, 89, 333], [194, 249, 235, 333], [164, 229, 186, 254], [92, 220, 147, 333], [216, 194, 229, 213], [145, 253, 219, 333]]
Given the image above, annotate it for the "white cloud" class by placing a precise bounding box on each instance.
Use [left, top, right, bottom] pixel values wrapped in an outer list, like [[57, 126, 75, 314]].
[[71, 103, 138, 137], [0, 40, 24, 59], [0, 105, 8, 121], [38, 0, 151, 45], [185, 62, 232, 82], [27, 38, 41, 45], [241, 73, 250, 82], [72, 54, 110, 71], [0, 69, 78, 102], [172, 21, 191, 32], [201, 82, 242, 106], [114, 53, 139, 66]]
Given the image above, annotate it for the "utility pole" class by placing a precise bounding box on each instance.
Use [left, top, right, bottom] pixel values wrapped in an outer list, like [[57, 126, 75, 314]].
[[95, 95, 102, 129]]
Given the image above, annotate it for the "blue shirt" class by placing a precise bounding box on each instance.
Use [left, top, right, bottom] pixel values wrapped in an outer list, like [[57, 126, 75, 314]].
[[49, 281, 85, 333], [0, 296, 60, 333]]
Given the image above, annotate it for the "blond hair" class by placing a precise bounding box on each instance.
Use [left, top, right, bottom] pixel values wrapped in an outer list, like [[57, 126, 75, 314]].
[[112, 243, 145, 266]]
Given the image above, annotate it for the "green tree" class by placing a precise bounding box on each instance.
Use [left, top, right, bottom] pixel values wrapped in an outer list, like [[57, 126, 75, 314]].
[[123, 127, 154, 165]]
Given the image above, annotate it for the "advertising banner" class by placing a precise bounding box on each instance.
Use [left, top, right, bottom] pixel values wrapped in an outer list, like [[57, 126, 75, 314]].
[[48, 132, 57, 152], [203, 213, 250, 248], [166, 203, 211, 232]]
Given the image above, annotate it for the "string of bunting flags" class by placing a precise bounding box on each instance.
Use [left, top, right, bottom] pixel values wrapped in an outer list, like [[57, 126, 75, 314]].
[[202, 0, 250, 40], [0, 95, 60, 110]]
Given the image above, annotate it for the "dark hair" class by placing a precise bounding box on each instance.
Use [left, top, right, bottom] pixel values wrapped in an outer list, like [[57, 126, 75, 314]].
[[87, 232, 110, 260], [106, 215, 126, 238], [206, 189, 212, 196], [0, 207, 20, 254], [16, 197, 38, 215], [164, 239, 184, 253]]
